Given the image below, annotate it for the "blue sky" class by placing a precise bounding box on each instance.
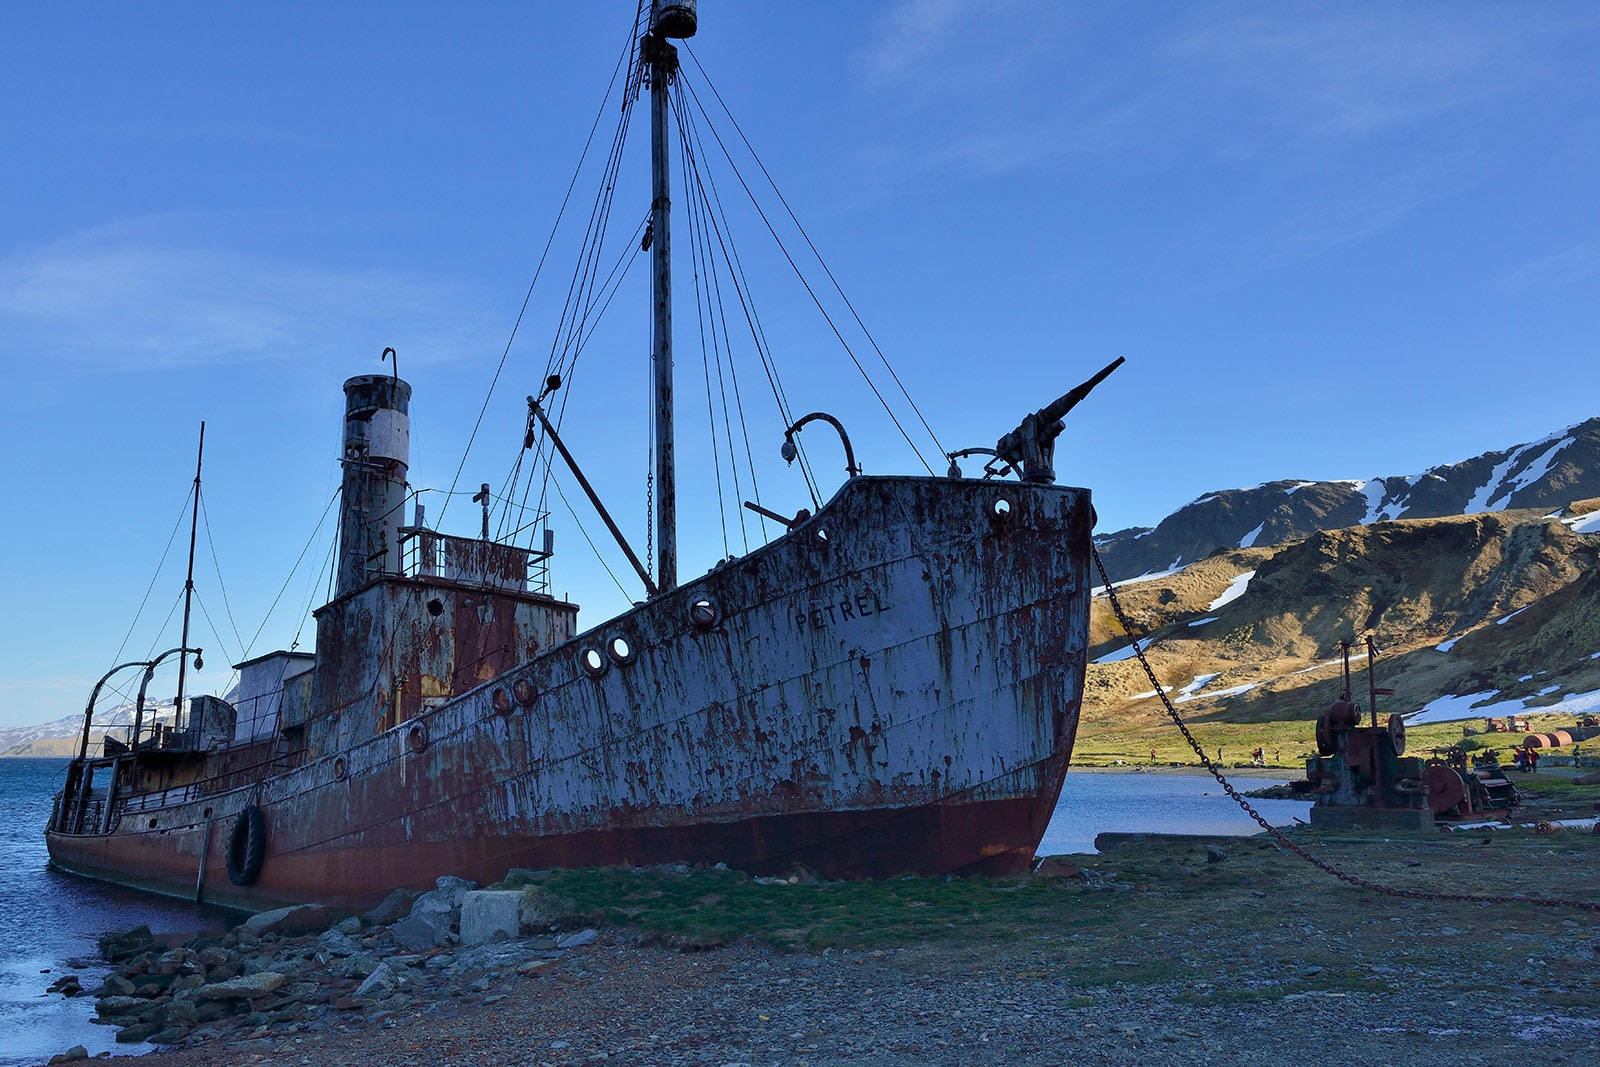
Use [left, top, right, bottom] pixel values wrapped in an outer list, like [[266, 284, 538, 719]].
[[2, 1, 1598, 729]]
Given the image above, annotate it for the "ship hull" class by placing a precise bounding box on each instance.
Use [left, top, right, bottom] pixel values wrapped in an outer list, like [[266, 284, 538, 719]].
[[48, 476, 1090, 911]]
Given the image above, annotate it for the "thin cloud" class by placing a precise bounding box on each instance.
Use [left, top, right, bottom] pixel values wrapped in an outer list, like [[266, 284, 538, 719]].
[[0, 221, 496, 373]]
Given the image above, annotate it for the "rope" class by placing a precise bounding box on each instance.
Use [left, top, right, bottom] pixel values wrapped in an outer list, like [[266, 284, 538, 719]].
[[439, 21, 637, 530], [677, 63, 937, 476], [111, 484, 193, 666], [1091, 545, 1600, 913]]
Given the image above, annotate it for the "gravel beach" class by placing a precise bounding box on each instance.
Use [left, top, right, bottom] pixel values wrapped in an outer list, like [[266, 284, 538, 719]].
[[45, 821, 1600, 1067]]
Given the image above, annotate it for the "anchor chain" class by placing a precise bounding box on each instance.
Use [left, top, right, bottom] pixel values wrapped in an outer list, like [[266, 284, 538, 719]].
[[1090, 545, 1600, 913]]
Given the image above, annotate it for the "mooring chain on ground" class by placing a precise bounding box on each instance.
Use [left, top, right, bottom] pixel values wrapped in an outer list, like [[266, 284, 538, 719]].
[[1089, 546, 1600, 913]]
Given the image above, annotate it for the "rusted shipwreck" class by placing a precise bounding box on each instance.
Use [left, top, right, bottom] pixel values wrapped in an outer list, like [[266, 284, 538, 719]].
[[46, 2, 1112, 911]]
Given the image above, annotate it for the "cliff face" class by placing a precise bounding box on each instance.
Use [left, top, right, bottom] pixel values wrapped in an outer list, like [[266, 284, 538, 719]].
[[1095, 417, 1600, 583]]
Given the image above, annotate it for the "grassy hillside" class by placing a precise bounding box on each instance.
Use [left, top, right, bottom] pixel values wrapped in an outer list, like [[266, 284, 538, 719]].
[[1081, 504, 1600, 767]]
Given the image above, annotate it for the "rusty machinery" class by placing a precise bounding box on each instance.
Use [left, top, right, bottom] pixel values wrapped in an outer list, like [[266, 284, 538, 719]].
[[1297, 637, 1433, 830], [1421, 747, 1519, 818]]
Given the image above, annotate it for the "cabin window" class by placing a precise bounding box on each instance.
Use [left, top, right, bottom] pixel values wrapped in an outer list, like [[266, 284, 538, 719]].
[[689, 597, 720, 631], [608, 635, 636, 666]]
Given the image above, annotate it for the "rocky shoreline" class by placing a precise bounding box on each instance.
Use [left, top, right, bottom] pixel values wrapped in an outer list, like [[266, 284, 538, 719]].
[[30, 822, 1600, 1067]]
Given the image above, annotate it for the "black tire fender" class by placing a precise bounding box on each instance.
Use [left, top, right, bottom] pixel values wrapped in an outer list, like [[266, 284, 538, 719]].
[[226, 805, 267, 886]]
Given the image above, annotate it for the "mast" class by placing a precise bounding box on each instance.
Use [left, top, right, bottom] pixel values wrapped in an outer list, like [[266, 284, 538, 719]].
[[174, 421, 203, 733], [644, 1, 696, 593]]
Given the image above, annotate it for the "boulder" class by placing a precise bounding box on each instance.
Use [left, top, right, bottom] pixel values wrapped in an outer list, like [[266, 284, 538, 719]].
[[333, 915, 363, 935], [316, 929, 361, 958], [390, 912, 451, 952], [330, 952, 381, 981], [98, 925, 155, 963], [244, 904, 333, 937], [362, 888, 421, 927], [97, 973, 136, 998], [354, 962, 404, 999], [114, 1022, 160, 1044], [46, 1046, 88, 1064], [95, 996, 149, 1018], [460, 891, 523, 946], [194, 971, 287, 1000], [556, 929, 598, 949]]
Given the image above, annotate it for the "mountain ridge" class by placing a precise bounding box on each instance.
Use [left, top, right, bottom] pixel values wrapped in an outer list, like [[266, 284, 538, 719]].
[[1096, 416, 1600, 583]]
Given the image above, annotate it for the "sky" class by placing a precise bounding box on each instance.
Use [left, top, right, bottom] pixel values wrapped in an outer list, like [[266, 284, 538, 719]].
[[2, 1, 1598, 730]]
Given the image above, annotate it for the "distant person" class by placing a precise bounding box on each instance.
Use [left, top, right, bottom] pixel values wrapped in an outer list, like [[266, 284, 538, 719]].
[[1150, 748, 1158, 764], [1529, 748, 1541, 772], [1216, 747, 1223, 763]]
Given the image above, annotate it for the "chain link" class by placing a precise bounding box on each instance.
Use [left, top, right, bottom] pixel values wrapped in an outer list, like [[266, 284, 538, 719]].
[[1091, 546, 1600, 913]]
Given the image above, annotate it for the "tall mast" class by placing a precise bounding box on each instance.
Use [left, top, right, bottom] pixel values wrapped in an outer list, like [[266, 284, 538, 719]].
[[175, 421, 204, 729], [644, 1, 696, 594]]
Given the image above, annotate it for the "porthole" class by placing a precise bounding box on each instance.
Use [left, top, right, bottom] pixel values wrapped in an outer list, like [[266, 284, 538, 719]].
[[580, 647, 609, 679], [491, 687, 513, 716], [407, 723, 429, 753], [426, 598, 444, 618], [332, 756, 347, 781], [148, 817, 158, 829], [992, 497, 1014, 521], [815, 527, 830, 543], [607, 635, 637, 666], [202, 808, 213, 819], [688, 596, 720, 631], [513, 678, 538, 707]]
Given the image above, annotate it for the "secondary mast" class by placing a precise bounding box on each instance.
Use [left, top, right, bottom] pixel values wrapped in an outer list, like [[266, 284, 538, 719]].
[[644, 0, 697, 594], [174, 421, 204, 728]]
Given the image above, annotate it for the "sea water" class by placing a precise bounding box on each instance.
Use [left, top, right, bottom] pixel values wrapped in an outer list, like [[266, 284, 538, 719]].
[[0, 759, 236, 1066], [0, 758, 1308, 1064]]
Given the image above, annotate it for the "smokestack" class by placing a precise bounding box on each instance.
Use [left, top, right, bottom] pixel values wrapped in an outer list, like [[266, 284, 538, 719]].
[[335, 375, 412, 596]]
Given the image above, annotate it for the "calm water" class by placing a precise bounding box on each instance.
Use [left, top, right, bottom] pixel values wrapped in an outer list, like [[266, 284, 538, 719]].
[[0, 759, 1306, 1066], [0, 760, 238, 1067], [1038, 768, 1310, 855]]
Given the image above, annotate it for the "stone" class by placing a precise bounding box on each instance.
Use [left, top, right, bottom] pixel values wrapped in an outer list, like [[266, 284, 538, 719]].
[[556, 929, 598, 949], [147, 1027, 189, 1045], [114, 1022, 159, 1044], [96, 996, 149, 1018], [516, 959, 557, 976], [317, 929, 361, 958], [1032, 857, 1080, 878], [333, 916, 363, 935], [391, 913, 451, 952], [330, 952, 381, 981], [332, 996, 375, 1011], [460, 891, 523, 946], [244, 904, 333, 937], [355, 962, 404, 999], [46, 1046, 88, 1064], [1203, 846, 1227, 864], [97, 974, 136, 998], [194, 972, 287, 1000], [363, 889, 422, 927]]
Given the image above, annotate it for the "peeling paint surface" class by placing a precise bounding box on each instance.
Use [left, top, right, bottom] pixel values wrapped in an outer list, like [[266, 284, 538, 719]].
[[48, 476, 1091, 910]]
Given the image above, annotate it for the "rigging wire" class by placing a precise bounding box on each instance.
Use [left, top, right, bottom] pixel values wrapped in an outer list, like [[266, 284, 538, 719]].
[[110, 484, 193, 666], [439, 21, 639, 530], [199, 495, 246, 660], [548, 471, 632, 600], [241, 485, 341, 662], [678, 59, 940, 474], [669, 82, 822, 505], [145, 587, 187, 661]]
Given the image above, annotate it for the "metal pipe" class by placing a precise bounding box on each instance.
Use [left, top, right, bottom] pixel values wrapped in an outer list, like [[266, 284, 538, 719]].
[[78, 660, 154, 762], [782, 412, 860, 479], [527, 398, 658, 597], [131, 646, 202, 753]]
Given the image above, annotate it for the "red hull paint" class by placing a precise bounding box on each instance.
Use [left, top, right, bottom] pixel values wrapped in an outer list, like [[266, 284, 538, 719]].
[[48, 477, 1088, 912]]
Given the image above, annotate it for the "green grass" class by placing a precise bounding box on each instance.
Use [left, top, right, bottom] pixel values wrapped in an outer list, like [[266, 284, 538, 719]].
[[508, 866, 1098, 951]]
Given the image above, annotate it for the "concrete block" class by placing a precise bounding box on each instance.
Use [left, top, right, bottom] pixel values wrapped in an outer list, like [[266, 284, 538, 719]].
[[459, 890, 522, 946], [1309, 805, 1433, 831]]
